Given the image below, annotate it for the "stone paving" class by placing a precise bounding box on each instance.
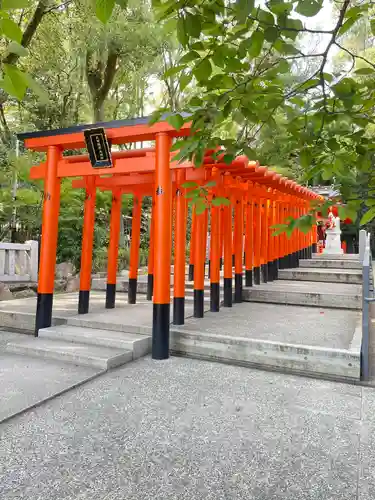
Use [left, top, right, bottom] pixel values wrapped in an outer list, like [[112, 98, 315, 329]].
[[0, 331, 101, 422], [174, 302, 360, 349], [0, 355, 375, 500]]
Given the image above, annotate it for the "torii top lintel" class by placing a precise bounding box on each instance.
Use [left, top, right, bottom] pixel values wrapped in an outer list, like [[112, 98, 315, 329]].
[[17, 115, 191, 152]]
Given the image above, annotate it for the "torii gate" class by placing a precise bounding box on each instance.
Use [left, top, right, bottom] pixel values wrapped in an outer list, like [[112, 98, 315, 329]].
[[17, 116, 322, 361]]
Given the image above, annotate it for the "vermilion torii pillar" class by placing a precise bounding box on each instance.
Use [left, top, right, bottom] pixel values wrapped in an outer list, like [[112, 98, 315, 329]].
[[152, 132, 172, 360], [106, 189, 122, 309], [128, 194, 142, 304], [173, 169, 187, 325], [35, 146, 61, 334], [78, 176, 96, 314]]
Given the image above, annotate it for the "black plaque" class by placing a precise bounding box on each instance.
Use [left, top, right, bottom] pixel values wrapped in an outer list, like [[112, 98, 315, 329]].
[[84, 127, 112, 168]]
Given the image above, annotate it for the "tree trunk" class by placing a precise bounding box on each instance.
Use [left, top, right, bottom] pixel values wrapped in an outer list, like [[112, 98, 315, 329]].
[[86, 49, 119, 123]]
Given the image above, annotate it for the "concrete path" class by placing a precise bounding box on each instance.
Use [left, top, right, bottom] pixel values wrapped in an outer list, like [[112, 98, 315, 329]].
[[0, 331, 101, 423], [0, 356, 374, 500]]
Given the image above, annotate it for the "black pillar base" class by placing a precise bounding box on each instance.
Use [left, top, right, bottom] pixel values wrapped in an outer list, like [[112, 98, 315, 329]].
[[152, 303, 170, 360], [295, 252, 300, 267], [232, 254, 235, 267], [78, 290, 90, 314], [173, 297, 185, 325], [188, 264, 194, 281], [254, 266, 261, 285], [223, 277, 232, 307], [261, 263, 268, 283], [210, 282, 220, 312], [312, 243, 317, 254], [105, 283, 116, 309], [245, 269, 253, 287], [273, 260, 279, 280], [128, 278, 137, 304], [35, 293, 53, 336], [194, 289, 204, 318], [267, 261, 274, 282], [234, 273, 243, 303], [147, 274, 153, 301]]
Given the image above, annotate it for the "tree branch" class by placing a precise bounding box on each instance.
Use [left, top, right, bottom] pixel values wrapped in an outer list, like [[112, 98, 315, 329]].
[[3, 0, 49, 65]]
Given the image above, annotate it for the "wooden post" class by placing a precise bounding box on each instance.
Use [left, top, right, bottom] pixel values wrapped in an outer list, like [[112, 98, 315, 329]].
[[193, 210, 206, 318], [210, 169, 221, 312], [152, 132, 172, 360], [106, 190, 122, 309], [35, 146, 61, 335], [78, 176, 96, 314], [147, 199, 155, 300], [234, 188, 244, 303], [245, 184, 254, 287], [173, 169, 187, 324], [128, 194, 142, 304]]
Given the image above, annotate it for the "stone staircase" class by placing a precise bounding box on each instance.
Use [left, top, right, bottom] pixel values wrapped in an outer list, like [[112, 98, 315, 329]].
[[6, 324, 151, 370], [170, 253, 363, 381], [3, 253, 364, 381]]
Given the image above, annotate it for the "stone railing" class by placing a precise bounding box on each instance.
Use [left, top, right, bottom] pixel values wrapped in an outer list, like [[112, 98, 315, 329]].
[[0, 241, 38, 283], [361, 231, 374, 380]]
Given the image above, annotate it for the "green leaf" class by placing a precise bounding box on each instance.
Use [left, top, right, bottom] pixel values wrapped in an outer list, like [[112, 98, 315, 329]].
[[115, 0, 128, 7], [338, 15, 360, 36], [327, 138, 339, 151], [2, 64, 27, 99], [179, 51, 200, 64], [2, 0, 29, 7], [295, 0, 323, 17], [195, 198, 207, 215], [177, 17, 188, 46], [360, 207, 375, 226], [23, 73, 49, 104], [236, 0, 255, 24], [355, 67, 375, 75], [149, 108, 167, 125], [185, 14, 201, 38], [0, 76, 19, 99], [300, 149, 311, 168], [166, 114, 184, 131], [180, 72, 192, 91], [264, 26, 279, 42], [193, 58, 212, 81], [0, 19, 23, 43], [272, 224, 288, 236], [248, 30, 264, 58], [6, 41, 28, 57], [95, 0, 115, 24], [182, 182, 198, 188], [163, 65, 186, 78], [204, 180, 216, 188], [257, 9, 274, 24], [268, 1, 293, 16], [212, 197, 230, 206], [298, 78, 320, 91]]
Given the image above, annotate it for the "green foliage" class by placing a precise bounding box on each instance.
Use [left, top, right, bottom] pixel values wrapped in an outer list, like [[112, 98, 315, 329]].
[[146, 0, 375, 226]]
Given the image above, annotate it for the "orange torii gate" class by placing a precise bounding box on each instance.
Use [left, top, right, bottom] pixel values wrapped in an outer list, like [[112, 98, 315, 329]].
[[18, 117, 321, 360]]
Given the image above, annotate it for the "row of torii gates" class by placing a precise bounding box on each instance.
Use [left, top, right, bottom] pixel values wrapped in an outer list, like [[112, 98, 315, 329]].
[[18, 118, 322, 360]]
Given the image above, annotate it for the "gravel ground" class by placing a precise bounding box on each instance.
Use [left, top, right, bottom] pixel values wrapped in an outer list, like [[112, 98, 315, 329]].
[[0, 355, 374, 499]]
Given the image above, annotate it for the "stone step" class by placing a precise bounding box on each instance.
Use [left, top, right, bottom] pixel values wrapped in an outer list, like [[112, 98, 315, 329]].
[[242, 280, 362, 310], [278, 267, 362, 284], [170, 329, 360, 381], [300, 259, 362, 270], [5, 337, 132, 370], [312, 253, 359, 260], [39, 325, 151, 359]]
